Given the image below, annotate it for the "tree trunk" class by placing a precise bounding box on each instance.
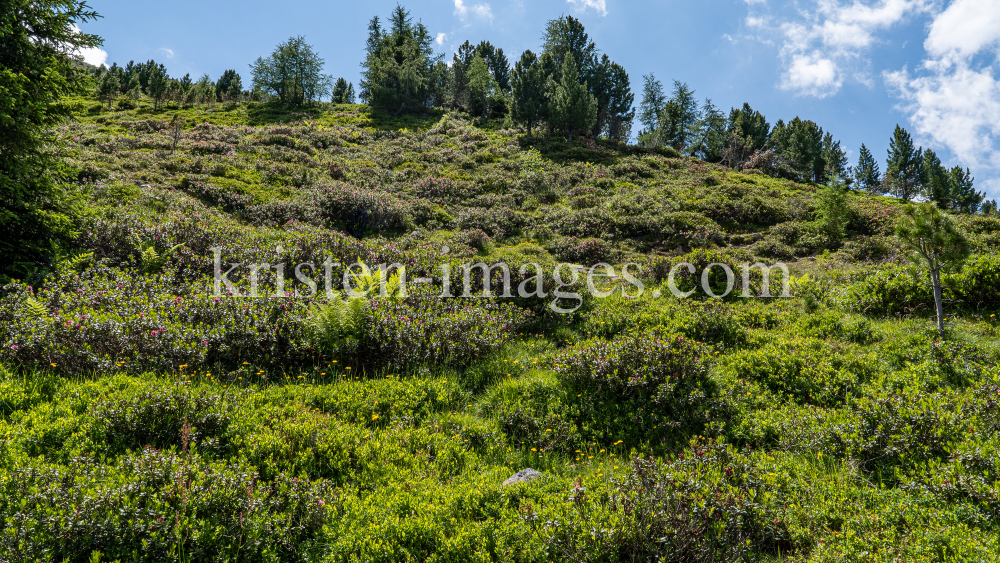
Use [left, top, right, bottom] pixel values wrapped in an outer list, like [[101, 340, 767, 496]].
[[931, 268, 945, 338]]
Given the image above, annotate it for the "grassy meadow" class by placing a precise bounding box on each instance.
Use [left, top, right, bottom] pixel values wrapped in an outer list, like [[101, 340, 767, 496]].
[[2, 98, 1000, 562]]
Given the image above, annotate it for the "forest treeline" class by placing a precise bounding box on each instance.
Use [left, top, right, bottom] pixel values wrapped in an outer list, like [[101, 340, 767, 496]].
[[87, 5, 993, 214]]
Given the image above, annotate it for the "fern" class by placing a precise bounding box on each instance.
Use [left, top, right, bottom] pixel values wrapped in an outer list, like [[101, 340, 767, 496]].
[[139, 242, 183, 274], [60, 251, 93, 272], [303, 295, 367, 354], [346, 260, 406, 301], [22, 297, 48, 320]]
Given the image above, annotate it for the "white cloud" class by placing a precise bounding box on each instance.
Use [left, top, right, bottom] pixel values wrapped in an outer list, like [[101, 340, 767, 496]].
[[924, 0, 1000, 58], [886, 0, 1000, 181], [436, 33, 447, 45], [158, 48, 174, 59], [79, 45, 108, 67], [454, 0, 492, 21], [567, 0, 608, 16], [759, 0, 934, 96], [69, 24, 108, 67], [783, 53, 842, 96], [723, 33, 734, 42]]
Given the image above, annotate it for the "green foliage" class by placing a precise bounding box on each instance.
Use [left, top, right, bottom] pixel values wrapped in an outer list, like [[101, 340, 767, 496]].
[[728, 102, 770, 152], [510, 50, 547, 136], [854, 143, 881, 193], [303, 296, 367, 355], [886, 124, 923, 201], [770, 117, 825, 182], [359, 6, 440, 115], [0, 0, 100, 278], [548, 54, 597, 142], [250, 36, 329, 105], [896, 203, 971, 336], [815, 176, 851, 247]]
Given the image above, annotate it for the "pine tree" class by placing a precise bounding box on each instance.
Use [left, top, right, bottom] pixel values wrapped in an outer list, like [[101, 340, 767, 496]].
[[728, 103, 770, 151], [511, 50, 546, 136], [922, 149, 952, 208], [603, 61, 634, 142], [359, 7, 440, 115], [332, 78, 355, 104], [541, 15, 597, 81], [770, 117, 824, 182], [886, 125, 923, 202], [249, 36, 327, 105], [359, 16, 382, 104], [549, 54, 596, 142], [948, 166, 984, 214], [822, 132, 849, 183], [854, 144, 881, 193], [215, 70, 241, 102], [638, 73, 666, 146], [896, 203, 970, 337], [1, 0, 102, 277], [98, 69, 119, 108], [816, 175, 850, 247], [147, 65, 167, 110]]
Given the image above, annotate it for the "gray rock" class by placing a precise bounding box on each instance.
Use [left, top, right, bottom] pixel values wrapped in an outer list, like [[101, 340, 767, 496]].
[[503, 468, 543, 486]]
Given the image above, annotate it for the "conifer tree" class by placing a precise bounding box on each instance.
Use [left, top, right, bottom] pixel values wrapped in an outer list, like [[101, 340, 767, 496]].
[[602, 61, 634, 142], [541, 15, 597, 81], [689, 99, 727, 162], [359, 6, 440, 115], [854, 144, 881, 193], [0, 0, 102, 277], [147, 65, 167, 110], [728, 103, 770, 151], [638, 73, 666, 146], [215, 70, 241, 101], [948, 166, 984, 214], [511, 50, 546, 136], [660, 81, 700, 152], [896, 203, 970, 338], [922, 149, 951, 208], [816, 175, 851, 247], [332, 77, 355, 103], [822, 132, 849, 182], [98, 69, 119, 108], [549, 53, 596, 142], [770, 117, 824, 182], [886, 125, 923, 201]]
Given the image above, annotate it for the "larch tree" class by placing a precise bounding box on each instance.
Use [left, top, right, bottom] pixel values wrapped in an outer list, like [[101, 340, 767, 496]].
[[638, 73, 666, 146], [688, 99, 727, 162], [660, 80, 700, 152]]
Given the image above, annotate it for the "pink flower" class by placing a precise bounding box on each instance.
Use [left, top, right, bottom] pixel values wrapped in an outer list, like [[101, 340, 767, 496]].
[[10, 345, 18, 350], [151, 330, 159, 336]]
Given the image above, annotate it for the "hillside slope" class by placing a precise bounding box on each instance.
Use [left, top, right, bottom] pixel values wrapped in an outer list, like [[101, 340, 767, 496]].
[[2, 101, 1000, 561]]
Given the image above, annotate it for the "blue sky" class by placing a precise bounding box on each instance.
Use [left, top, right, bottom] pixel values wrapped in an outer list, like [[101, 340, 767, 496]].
[[79, 0, 1000, 199]]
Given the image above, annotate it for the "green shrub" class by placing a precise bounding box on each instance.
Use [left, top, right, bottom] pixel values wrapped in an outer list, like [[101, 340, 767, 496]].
[[554, 332, 713, 448]]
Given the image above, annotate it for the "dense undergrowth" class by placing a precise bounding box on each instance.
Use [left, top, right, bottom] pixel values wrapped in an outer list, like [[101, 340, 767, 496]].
[[2, 99, 1000, 562]]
